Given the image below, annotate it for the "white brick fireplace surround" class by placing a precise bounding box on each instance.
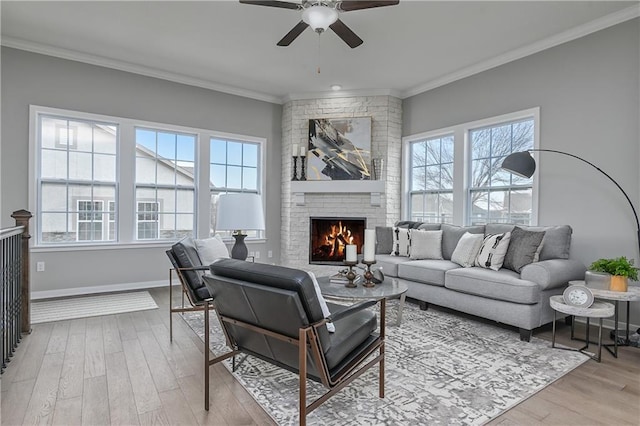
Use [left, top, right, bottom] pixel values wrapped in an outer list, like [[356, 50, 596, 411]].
[[281, 95, 402, 268]]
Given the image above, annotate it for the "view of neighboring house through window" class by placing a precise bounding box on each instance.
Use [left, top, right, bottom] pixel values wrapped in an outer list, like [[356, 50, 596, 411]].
[[38, 115, 117, 243], [409, 134, 454, 223], [135, 128, 196, 240], [210, 137, 261, 238], [468, 118, 534, 225]]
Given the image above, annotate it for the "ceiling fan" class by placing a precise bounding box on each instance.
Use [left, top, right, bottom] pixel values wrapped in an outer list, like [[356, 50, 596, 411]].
[[239, 0, 399, 48]]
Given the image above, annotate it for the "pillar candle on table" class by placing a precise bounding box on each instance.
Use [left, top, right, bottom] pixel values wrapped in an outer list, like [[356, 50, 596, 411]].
[[364, 229, 376, 262], [345, 244, 357, 262], [300, 146, 306, 157], [292, 144, 299, 157]]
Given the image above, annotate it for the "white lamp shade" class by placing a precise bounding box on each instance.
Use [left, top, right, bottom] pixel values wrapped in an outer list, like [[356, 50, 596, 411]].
[[302, 5, 338, 31], [216, 193, 265, 231]]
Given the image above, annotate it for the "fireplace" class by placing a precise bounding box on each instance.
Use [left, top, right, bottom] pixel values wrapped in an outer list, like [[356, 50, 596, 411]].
[[309, 217, 366, 264]]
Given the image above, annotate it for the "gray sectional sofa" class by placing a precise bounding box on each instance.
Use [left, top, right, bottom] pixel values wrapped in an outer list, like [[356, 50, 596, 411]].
[[375, 223, 586, 341]]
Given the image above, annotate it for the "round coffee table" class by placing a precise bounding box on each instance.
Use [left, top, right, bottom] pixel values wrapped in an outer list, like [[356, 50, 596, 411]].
[[317, 276, 408, 326], [550, 295, 614, 362]]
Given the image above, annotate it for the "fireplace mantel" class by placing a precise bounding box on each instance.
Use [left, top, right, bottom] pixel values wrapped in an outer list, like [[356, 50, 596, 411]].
[[290, 180, 385, 206]]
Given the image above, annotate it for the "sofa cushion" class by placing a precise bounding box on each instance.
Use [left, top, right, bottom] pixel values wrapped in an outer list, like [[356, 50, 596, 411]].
[[375, 226, 393, 255], [397, 259, 460, 286], [409, 229, 443, 260], [375, 254, 413, 277], [445, 267, 540, 304], [441, 224, 485, 260], [394, 220, 424, 229], [475, 232, 511, 271], [503, 227, 545, 273], [391, 226, 411, 256], [451, 232, 484, 267]]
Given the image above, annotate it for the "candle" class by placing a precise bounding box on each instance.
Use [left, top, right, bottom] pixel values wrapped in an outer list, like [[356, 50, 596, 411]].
[[292, 144, 299, 157], [364, 229, 376, 262], [345, 244, 357, 262], [300, 146, 306, 157]]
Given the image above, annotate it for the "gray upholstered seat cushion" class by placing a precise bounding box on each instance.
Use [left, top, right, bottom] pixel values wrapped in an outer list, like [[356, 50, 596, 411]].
[[397, 259, 460, 286], [375, 254, 414, 277], [445, 267, 540, 304], [325, 302, 377, 370]]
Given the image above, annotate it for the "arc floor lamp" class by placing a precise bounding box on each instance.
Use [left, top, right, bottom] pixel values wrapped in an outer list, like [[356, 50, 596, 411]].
[[501, 149, 640, 259]]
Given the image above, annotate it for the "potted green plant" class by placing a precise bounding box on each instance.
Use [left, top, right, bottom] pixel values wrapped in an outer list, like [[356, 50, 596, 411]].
[[588, 256, 638, 292]]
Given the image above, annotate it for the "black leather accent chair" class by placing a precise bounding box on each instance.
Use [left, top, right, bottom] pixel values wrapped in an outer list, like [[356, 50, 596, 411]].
[[166, 236, 215, 410], [204, 258, 385, 426]]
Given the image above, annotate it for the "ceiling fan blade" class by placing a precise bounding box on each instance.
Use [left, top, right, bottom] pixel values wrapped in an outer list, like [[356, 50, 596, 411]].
[[277, 21, 309, 46], [329, 19, 363, 48], [339, 1, 399, 12], [239, 0, 300, 10]]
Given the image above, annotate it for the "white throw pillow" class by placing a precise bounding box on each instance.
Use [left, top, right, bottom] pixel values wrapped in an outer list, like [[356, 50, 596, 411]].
[[194, 235, 230, 265], [391, 227, 411, 257], [307, 271, 335, 332], [475, 232, 511, 271], [451, 232, 484, 267], [409, 229, 443, 260]]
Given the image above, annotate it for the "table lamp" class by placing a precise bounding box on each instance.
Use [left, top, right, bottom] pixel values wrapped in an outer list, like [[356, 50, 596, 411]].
[[216, 193, 266, 260]]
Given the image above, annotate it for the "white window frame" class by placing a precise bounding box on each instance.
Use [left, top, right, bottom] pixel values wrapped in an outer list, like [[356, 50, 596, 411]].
[[136, 201, 160, 240], [402, 107, 540, 226], [29, 105, 268, 250], [76, 200, 104, 241]]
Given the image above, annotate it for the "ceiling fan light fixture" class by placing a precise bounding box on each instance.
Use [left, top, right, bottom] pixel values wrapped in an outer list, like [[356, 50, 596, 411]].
[[302, 5, 338, 32]]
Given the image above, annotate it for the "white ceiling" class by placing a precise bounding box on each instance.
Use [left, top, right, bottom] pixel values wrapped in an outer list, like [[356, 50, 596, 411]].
[[2, 1, 638, 103]]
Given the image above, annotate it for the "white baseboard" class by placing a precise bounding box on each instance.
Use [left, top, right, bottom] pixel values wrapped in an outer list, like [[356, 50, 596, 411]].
[[31, 280, 168, 300]]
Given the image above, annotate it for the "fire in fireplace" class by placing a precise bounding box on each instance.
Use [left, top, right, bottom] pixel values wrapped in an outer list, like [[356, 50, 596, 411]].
[[309, 217, 366, 264]]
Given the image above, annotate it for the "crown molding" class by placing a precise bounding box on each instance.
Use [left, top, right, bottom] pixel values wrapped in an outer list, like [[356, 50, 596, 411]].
[[283, 88, 402, 102], [1, 36, 283, 105], [401, 4, 640, 99]]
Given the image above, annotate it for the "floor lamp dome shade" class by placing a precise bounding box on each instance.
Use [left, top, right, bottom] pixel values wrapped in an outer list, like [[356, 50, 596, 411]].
[[501, 151, 537, 179], [216, 193, 266, 261], [501, 149, 640, 260]]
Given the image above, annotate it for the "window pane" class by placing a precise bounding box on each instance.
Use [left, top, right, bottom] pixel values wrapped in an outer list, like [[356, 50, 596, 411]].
[[41, 117, 67, 149], [93, 124, 117, 154], [470, 191, 489, 225], [176, 161, 195, 185], [41, 149, 67, 179], [440, 193, 454, 224], [510, 188, 532, 225], [489, 190, 509, 222], [177, 134, 195, 161], [176, 189, 194, 213], [490, 158, 511, 186], [175, 214, 194, 239], [156, 161, 176, 186], [136, 128, 157, 154], [471, 158, 490, 189], [158, 213, 175, 239], [41, 213, 71, 243], [491, 125, 512, 157], [227, 166, 242, 189], [136, 157, 156, 184], [441, 163, 454, 190], [425, 140, 440, 165], [41, 183, 67, 212], [410, 193, 424, 221], [68, 152, 93, 180], [425, 165, 440, 190], [94, 154, 116, 181], [210, 139, 226, 163], [471, 129, 490, 159], [157, 188, 175, 213], [157, 132, 176, 160], [72, 121, 94, 152], [412, 142, 426, 167], [227, 142, 242, 166], [136, 187, 156, 202], [243, 143, 258, 167], [441, 136, 454, 163], [411, 167, 425, 191], [210, 165, 226, 188], [68, 184, 93, 206], [512, 120, 534, 150], [424, 193, 439, 222], [242, 168, 257, 191]]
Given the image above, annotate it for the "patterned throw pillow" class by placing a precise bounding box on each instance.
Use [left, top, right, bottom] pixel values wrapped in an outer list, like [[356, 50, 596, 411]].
[[451, 232, 484, 267], [391, 226, 411, 257], [409, 229, 443, 260], [503, 227, 546, 273], [475, 232, 511, 271]]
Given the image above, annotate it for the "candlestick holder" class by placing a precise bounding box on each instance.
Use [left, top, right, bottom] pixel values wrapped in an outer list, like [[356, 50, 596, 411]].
[[343, 261, 358, 288], [300, 156, 307, 181], [292, 156, 299, 181], [362, 260, 377, 288]]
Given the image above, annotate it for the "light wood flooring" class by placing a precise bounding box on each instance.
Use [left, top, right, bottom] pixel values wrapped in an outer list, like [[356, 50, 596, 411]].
[[1, 287, 639, 425]]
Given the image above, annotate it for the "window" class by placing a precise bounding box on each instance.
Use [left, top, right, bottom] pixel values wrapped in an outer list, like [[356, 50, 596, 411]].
[[209, 137, 262, 238], [38, 115, 117, 244], [32, 106, 266, 247], [468, 119, 534, 225], [403, 108, 538, 226], [135, 128, 196, 240], [409, 134, 454, 223]]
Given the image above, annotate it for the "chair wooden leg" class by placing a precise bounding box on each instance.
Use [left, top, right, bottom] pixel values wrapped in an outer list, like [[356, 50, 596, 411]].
[[299, 328, 307, 426], [204, 303, 210, 411]]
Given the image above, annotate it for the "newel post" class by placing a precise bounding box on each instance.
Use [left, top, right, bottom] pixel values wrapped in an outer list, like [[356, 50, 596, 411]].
[[11, 209, 32, 334]]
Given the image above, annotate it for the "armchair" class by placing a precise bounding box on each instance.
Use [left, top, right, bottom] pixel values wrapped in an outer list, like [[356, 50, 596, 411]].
[[203, 259, 385, 426]]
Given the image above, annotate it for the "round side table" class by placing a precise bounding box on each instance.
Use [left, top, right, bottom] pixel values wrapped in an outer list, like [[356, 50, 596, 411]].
[[550, 295, 614, 362]]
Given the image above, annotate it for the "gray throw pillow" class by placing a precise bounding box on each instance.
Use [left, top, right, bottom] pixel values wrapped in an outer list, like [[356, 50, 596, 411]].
[[375, 226, 393, 254], [503, 226, 546, 273]]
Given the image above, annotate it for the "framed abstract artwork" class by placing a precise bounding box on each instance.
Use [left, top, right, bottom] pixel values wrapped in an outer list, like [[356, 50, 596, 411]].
[[307, 117, 372, 181]]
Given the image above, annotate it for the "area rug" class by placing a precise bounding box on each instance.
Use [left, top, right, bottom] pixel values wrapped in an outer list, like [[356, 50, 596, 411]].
[[31, 291, 158, 324], [183, 301, 587, 425]]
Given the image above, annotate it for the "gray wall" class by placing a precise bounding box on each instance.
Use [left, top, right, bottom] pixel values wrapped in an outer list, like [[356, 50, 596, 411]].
[[1, 47, 282, 294], [403, 19, 640, 325]]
